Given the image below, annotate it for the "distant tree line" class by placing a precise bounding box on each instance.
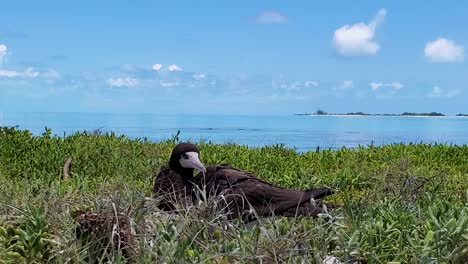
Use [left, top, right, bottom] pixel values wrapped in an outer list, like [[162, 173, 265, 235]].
[[400, 112, 445, 116], [293, 110, 468, 117]]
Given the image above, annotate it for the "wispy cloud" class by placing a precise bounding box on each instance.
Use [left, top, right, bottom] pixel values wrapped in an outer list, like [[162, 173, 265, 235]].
[[333, 9, 386, 56], [391, 82, 404, 90], [370, 81, 403, 91], [340, 80, 354, 89], [0, 68, 39, 78], [167, 64, 183, 72], [254, 11, 288, 24], [107, 77, 139, 88], [152, 63, 184, 72], [41, 69, 62, 80], [159, 81, 179, 87], [272, 78, 319, 91], [427, 86, 460, 98], [370, 82, 383, 91], [304, 81, 319, 87], [152, 64, 163, 71], [369, 81, 403, 99], [0, 44, 7, 65], [192, 73, 206, 80], [0, 44, 61, 81], [424, 38, 464, 63]]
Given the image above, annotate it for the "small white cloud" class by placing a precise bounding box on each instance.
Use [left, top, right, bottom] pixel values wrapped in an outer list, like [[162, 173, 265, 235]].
[[333, 9, 386, 56], [389, 81, 403, 90], [289, 81, 303, 91], [152, 64, 163, 71], [168, 64, 183, 72], [424, 38, 464, 63], [304, 81, 319, 87], [273, 78, 319, 91], [254, 11, 288, 24], [160, 81, 179, 87], [0, 67, 39, 78], [341, 80, 354, 89], [427, 85, 460, 98], [107, 77, 139, 88], [193, 73, 206, 80], [0, 44, 7, 65], [370, 81, 403, 91], [370, 82, 383, 91]]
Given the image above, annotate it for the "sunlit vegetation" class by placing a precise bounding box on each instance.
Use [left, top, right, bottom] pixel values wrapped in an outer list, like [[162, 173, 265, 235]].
[[0, 127, 467, 263]]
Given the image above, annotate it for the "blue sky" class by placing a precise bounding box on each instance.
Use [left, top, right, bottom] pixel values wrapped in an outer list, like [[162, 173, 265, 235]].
[[1, 0, 468, 115]]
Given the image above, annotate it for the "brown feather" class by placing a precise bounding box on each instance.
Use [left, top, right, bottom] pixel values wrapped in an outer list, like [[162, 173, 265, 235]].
[[153, 166, 194, 211]]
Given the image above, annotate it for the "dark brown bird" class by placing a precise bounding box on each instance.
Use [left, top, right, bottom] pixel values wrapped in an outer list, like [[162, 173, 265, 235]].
[[154, 143, 335, 221], [153, 143, 206, 211]]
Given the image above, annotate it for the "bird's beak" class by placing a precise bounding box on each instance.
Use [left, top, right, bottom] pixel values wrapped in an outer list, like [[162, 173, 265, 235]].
[[180, 151, 206, 173]]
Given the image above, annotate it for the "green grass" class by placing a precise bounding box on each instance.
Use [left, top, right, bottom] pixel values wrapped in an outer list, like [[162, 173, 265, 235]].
[[0, 127, 467, 263]]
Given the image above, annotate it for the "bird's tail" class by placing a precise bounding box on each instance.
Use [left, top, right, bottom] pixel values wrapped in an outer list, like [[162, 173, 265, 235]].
[[305, 187, 335, 200], [279, 187, 336, 218]]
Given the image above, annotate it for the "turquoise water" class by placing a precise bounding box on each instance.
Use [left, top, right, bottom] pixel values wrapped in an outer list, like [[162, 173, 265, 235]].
[[2, 112, 468, 152]]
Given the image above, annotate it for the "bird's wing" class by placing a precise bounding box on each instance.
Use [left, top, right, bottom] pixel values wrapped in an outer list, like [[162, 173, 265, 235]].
[[234, 178, 314, 214], [197, 165, 315, 215], [154, 167, 193, 210], [195, 165, 256, 194]]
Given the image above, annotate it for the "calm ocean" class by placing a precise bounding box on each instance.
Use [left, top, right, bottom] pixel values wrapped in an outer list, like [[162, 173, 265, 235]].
[[2, 112, 468, 152]]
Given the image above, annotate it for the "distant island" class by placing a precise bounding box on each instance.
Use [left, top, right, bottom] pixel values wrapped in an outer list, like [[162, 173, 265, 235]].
[[295, 110, 468, 117]]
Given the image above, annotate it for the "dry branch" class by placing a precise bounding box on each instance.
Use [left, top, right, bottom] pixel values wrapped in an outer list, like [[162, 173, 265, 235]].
[[63, 157, 73, 180]]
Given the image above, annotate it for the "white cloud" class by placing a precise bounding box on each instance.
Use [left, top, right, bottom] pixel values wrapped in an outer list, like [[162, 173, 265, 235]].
[[152, 64, 163, 71], [168, 64, 183, 72], [341, 80, 354, 89], [273, 79, 319, 91], [107, 77, 139, 88], [160, 81, 179, 87], [333, 9, 386, 56], [254, 11, 288, 24], [424, 38, 464, 63], [304, 81, 319, 87], [0, 68, 39, 78], [0, 67, 62, 84], [427, 85, 460, 98], [370, 81, 403, 91], [0, 44, 7, 65], [288, 81, 303, 91], [389, 81, 403, 90], [0, 45, 60, 81], [370, 82, 383, 91], [193, 73, 206, 80]]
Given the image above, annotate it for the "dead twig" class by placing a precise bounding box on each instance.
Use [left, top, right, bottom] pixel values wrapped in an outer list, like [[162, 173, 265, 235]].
[[63, 157, 73, 180]]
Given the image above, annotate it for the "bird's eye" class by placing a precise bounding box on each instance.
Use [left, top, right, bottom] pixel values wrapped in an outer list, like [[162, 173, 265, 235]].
[[181, 153, 189, 159]]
